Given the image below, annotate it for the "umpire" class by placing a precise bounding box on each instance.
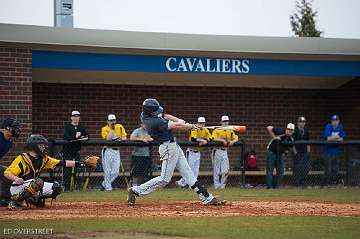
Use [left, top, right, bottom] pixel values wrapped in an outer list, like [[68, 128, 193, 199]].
[[292, 116, 311, 187], [0, 118, 21, 206], [0, 118, 21, 160], [62, 110, 89, 191]]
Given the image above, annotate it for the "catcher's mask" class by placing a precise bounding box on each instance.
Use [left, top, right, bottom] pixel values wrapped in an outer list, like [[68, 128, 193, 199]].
[[1, 118, 21, 138], [142, 98, 163, 117], [26, 134, 49, 158]]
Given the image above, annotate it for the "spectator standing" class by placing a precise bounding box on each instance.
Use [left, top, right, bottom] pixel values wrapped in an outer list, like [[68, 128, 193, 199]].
[[322, 115, 345, 186], [101, 114, 127, 191], [211, 116, 238, 189], [130, 123, 153, 186], [62, 110, 89, 191], [266, 123, 295, 189], [293, 116, 311, 187], [176, 116, 211, 188]]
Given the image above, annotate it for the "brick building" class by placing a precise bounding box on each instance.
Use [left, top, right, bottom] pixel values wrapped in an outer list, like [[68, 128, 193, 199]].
[[1, 23, 360, 172]]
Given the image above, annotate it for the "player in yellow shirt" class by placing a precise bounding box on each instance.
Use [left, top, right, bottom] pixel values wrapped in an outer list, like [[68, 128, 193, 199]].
[[2, 134, 89, 209], [176, 117, 211, 188], [211, 116, 239, 189], [101, 114, 127, 191]]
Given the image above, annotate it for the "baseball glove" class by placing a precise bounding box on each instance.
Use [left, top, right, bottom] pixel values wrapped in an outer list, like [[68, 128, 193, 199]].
[[83, 155, 100, 169]]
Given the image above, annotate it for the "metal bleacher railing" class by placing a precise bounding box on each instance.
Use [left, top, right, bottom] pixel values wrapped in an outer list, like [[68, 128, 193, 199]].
[[45, 139, 360, 191]]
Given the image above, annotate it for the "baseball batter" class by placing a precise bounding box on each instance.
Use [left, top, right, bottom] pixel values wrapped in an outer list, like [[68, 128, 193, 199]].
[[2, 134, 96, 209], [127, 99, 224, 206], [101, 114, 127, 191], [211, 116, 239, 189], [176, 116, 211, 188]]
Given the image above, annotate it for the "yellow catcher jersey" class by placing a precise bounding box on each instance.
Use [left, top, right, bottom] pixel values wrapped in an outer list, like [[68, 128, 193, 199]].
[[212, 129, 238, 141], [4, 153, 61, 180], [101, 124, 127, 140]]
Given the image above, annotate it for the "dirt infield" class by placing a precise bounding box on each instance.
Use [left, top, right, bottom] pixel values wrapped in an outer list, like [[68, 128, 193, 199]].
[[1, 200, 360, 219]]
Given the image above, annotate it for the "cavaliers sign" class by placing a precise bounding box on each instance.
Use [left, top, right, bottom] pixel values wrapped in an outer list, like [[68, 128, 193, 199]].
[[33, 50, 360, 77], [165, 57, 250, 74]]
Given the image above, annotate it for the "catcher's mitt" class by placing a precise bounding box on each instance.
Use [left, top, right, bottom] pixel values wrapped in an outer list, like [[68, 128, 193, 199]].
[[83, 155, 100, 169]]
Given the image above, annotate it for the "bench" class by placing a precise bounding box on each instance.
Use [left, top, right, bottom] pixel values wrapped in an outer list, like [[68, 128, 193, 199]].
[[41, 170, 346, 178]]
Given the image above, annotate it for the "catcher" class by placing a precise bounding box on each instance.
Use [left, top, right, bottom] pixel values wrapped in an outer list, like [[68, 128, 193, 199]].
[[2, 134, 99, 209]]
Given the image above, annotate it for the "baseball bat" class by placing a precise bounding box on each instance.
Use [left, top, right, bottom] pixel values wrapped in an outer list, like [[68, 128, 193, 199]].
[[120, 162, 130, 189], [203, 125, 247, 132], [82, 172, 90, 192], [70, 167, 75, 191]]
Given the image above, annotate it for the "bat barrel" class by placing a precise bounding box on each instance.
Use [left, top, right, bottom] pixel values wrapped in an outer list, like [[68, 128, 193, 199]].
[[235, 125, 247, 133]]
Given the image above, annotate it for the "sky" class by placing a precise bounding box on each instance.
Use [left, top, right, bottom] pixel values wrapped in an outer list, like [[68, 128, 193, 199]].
[[0, 0, 359, 39]]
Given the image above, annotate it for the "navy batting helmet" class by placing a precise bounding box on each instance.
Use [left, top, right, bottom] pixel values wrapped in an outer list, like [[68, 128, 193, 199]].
[[142, 98, 163, 117]]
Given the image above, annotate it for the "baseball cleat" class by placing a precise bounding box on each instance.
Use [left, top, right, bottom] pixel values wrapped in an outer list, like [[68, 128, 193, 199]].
[[175, 181, 188, 189], [204, 197, 226, 206], [127, 188, 137, 206], [7, 201, 23, 210], [0, 198, 10, 207]]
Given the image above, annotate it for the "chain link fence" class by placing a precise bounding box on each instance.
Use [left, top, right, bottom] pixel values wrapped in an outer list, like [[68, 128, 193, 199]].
[[44, 139, 360, 191], [268, 140, 360, 188], [46, 139, 245, 191]]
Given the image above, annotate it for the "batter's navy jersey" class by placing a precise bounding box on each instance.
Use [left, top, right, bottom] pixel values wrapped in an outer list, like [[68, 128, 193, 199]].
[[0, 131, 12, 160], [141, 115, 174, 143]]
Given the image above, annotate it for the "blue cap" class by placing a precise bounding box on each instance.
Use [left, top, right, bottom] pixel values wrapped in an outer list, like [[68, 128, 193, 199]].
[[331, 115, 340, 121]]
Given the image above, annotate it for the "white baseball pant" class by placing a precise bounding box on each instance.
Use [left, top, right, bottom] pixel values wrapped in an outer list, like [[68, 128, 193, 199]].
[[101, 147, 121, 191], [10, 179, 53, 197], [211, 148, 229, 189], [176, 148, 201, 187], [132, 142, 197, 196]]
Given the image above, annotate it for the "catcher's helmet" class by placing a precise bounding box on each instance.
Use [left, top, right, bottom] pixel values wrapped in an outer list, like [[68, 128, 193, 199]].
[[26, 134, 49, 158], [142, 98, 163, 117], [1, 118, 21, 138]]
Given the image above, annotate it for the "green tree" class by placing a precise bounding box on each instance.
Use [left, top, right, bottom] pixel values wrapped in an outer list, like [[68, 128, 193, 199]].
[[290, 0, 322, 37]]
